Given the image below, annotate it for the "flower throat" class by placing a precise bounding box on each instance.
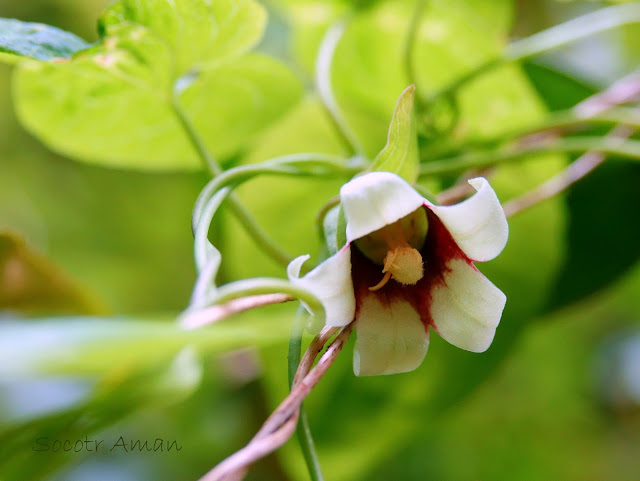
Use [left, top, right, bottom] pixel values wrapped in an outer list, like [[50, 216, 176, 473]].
[[353, 207, 429, 291]]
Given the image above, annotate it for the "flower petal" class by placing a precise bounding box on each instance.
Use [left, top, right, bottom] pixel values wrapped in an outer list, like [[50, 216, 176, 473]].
[[341, 172, 426, 243], [354, 295, 429, 376], [428, 177, 508, 262], [287, 248, 355, 328], [430, 258, 506, 352]]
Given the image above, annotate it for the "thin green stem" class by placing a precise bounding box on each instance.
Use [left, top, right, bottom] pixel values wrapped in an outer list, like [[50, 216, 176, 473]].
[[190, 253, 223, 309], [507, 108, 640, 136], [189, 155, 359, 304], [192, 154, 359, 233], [419, 136, 640, 177], [194, 187, 231, 274], [172, 97, 222, 175], [289, 309, 325, 481], [422, 107, 640, 158], [428, 3, 640, 104], [288, 308, 307, 387], [296, 411, 325, 481], [229, 202, 294, 268], [502, 125, 634, 217], [172, 91, 299, 268], [404, 0, 427, 87], [314, 196, 340, 244], [504, 3, 640, 61], [205, 278, 326, 328], [316, 17, 365, 156]]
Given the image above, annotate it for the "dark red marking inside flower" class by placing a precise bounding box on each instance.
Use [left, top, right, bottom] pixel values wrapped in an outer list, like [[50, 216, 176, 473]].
[[351, 206, 472, 331]]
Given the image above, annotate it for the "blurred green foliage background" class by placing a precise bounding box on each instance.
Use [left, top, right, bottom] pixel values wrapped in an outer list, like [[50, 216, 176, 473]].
[[1, 0, 639, 480]]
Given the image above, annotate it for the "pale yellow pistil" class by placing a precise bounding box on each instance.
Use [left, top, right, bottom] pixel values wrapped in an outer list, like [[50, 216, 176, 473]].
[[369, 222, 425, 291]]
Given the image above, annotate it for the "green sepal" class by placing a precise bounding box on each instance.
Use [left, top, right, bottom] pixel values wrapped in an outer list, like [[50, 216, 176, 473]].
[[323, 205, 340, 256], [369, 85, 419, 183], [336, 204, 348, 251], [322, 203, 348, 256]]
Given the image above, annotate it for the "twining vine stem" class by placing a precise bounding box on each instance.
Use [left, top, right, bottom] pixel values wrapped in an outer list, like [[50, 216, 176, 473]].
[[181, 294, 294, 330], [419, 136, 640, 177], [502, 125, 635, 217], [175, 65, 359, 480], [191, 153, 360, 234], [172, 95, 294, 268], [288, 308, 328, 481], [177, 5, 640, 480], [422, 107, 640, 159], [433, 71, 640, 206], [198, 322, 355, 481], [426, 3, 640, 107], [404, 0, 427, 89]]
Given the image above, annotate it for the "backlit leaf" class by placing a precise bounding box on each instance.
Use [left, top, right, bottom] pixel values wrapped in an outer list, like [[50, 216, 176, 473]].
[[369, 85, 419, 182]]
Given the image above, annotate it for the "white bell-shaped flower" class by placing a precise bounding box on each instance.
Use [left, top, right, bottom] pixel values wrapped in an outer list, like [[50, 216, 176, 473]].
[[288, 172, 508, 376]]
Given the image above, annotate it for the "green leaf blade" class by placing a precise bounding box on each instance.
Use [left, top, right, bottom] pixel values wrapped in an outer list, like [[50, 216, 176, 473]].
[[9, 0, 297, 172], [13, 50, 302, 171]]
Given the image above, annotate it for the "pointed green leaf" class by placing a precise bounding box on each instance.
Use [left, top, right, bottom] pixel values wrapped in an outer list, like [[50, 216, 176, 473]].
[[99, 0, 267, 75], [370, 85, 419, 182], [0, 18, 90, 63]]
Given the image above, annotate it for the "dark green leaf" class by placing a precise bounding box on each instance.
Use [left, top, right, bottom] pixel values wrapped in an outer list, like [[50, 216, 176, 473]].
[[521, 62, 594, 110], [547, 161, 640, 308], [524, 62, 640, 308], [0, 18, 90, 63]]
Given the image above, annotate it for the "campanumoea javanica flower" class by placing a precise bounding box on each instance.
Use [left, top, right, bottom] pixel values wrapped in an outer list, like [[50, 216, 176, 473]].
[[289, 172, 508, 376]]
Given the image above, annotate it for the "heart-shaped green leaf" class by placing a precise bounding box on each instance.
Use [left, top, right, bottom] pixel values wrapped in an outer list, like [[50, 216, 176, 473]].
[[14, 46, 301, 170], [10, 1, 300, 171]]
